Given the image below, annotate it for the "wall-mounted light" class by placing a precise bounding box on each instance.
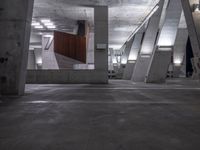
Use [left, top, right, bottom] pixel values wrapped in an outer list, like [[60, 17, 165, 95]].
[[36, 58, 42, 65], [128, 60, 136, 64], [128, 54, 137, 61], [174, 59, 182, 66], [158, 46, 172, 51], [141, 54, 151, 58]]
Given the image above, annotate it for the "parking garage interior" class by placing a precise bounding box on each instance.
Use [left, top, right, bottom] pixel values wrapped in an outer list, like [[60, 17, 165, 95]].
[[1, 0, 200, 149]]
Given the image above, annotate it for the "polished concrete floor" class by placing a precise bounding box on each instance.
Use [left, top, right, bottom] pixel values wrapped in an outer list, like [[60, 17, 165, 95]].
[[0, 79, 200, 150]]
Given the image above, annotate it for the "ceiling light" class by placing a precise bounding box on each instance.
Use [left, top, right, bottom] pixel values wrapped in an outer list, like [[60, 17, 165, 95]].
[[34, 25, 44, 29], [44, 34, 53, 38], [41, 19, 51, 23], [44, 22, 54, 26], [47, 25, 56, 29], [31, 22, 40, 26]]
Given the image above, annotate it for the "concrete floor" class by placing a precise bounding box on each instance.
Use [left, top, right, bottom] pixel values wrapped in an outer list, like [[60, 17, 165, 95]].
[[0, 79, 200, 150]]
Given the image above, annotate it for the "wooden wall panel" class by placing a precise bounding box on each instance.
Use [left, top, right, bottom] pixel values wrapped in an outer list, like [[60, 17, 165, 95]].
[[54, 31, 86, 63]]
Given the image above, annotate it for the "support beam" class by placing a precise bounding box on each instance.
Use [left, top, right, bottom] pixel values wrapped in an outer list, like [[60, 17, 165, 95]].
[[123, 31, 144, 80], [146, 0, 182, 83], [132, 0, 165, 82], [173, 28, 188, 77], [94, 6, 109, 82], [0, 0, 34, 95], [181, 0, 200, 79]]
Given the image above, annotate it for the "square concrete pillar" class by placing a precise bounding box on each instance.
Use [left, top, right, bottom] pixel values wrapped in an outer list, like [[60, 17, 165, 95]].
[[94, 6, 108, 83], [0, 0, 34, 95]]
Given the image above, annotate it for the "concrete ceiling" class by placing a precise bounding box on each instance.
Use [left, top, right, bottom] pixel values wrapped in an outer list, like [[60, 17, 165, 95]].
[[33, 0, 159, 50]]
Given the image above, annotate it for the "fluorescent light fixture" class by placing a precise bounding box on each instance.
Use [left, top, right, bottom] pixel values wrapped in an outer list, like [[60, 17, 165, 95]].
[[34, 25, 44, 29], [31, 22, 40, 26], [44, 34, 53, 38], [47, 25, 56, 29], [44, 22, 54, 26], [41, 19, 51, 23]]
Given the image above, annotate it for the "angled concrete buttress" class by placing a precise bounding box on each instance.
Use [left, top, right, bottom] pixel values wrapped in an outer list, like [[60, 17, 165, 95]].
[[0, 0, 34, 95], [94, 6, 109, 83], [131, 0, 165, 82], [173, 12, 188, 77], [181, 0, 200, 79], [145, 0, 182, 83], [119, 36, 135, 79], [123, 30, 144, 80], [121, 36, 135, 66]]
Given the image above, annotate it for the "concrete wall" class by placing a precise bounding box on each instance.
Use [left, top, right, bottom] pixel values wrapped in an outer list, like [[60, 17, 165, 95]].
[[26, 70, 107, 84]]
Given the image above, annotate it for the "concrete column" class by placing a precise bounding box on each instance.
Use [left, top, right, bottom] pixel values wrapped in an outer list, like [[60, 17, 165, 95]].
[[94, 6, 108, 82], [0, 0, 34, 95], [173, 28, 188, 77], [132, 0, 165, 82], [181, 0, 200, 79], [123, 31, 144, 80], [145, 0, 182, 83]]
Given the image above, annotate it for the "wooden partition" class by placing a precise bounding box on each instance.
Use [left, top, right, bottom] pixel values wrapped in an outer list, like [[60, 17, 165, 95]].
[[54, 31, 86, 63]]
